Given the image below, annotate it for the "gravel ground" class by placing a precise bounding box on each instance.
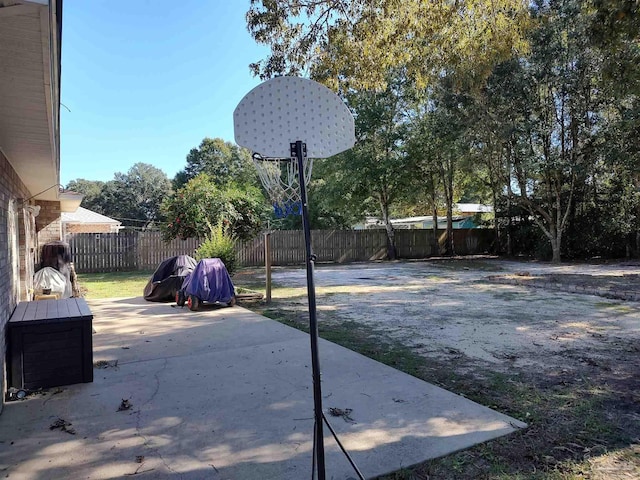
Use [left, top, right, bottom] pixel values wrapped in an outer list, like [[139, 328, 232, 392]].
[[269, 259, 640, 375], [243, 257, 640, 479]]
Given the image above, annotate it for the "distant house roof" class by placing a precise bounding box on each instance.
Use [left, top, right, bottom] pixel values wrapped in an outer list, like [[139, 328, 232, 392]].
[[61, 207, 121, 226], [455, 203, 493, 213], [354, 204, 494, 230], [356, 215, 481, 230], [389, 216, 467, 225]]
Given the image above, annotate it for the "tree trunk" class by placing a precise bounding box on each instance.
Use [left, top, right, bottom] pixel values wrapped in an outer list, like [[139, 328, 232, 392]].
[[551, 240, 561, 263], [506, 142, 515, 256], [428, 171, 440, 256], [431, 205, 439, 256], [380, 198, 396, 260], [440, 156, 455, 257], [492, 188, 500, 255], [446, 202, 454, 256], [550, 225, 562, 263], [385, 222, 396, 260], [506, 193, 513, 256]]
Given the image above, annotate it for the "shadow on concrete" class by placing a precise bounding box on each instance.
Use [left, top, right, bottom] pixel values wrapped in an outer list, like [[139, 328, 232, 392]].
[[0, 296, 525, 479]]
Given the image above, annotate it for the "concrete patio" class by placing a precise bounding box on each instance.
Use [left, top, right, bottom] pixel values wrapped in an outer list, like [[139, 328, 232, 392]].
[[0, 297, 525, 479]]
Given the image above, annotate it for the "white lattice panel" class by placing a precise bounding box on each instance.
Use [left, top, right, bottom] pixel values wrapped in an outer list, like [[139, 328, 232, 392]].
[[233, 76, 355, 159]]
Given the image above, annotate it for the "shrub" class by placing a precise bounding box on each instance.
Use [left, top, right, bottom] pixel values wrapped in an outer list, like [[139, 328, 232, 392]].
[[194, 221, 237, 274], [161, 173, 269, 242]]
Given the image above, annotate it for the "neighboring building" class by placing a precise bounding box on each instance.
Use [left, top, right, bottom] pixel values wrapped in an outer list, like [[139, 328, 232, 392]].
[[0, 0, 81, 413], [354, 204, 494, 230], [62, 207, 122, 236], [455, 203, 494, 216], [356, 215, 478, 230]]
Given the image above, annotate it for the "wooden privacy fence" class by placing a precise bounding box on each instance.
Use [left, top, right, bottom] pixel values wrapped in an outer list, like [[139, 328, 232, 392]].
[[68, 232, 200, 273], [68, 229, 495, 273], [238, 228, 495, 265], [69, 232, 137, 273], [136, 232, 201, 270]]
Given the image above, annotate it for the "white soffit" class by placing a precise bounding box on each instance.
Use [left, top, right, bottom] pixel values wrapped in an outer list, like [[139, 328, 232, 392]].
[[233, 76, 355, 159], [0, 0, 59, 200]]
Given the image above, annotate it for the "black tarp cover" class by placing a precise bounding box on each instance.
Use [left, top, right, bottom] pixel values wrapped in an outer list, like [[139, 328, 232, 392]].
[[143, 255, 197, 302]]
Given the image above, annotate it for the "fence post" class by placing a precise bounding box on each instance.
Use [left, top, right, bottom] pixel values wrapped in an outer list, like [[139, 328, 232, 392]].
[[264, 232, 272, 302]]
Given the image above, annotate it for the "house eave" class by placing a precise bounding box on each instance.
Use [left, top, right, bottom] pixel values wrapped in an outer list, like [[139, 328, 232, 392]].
[[0, 0, 61, 200]]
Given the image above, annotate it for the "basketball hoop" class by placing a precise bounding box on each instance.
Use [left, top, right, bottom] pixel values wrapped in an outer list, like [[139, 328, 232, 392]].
[[251, 151, 313, 217], [235, 76, 355, 218], [234, 76, 359, 480]]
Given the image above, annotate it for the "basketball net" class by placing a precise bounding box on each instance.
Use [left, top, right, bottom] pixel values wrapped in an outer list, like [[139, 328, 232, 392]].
[[252, 153, 314, 217]]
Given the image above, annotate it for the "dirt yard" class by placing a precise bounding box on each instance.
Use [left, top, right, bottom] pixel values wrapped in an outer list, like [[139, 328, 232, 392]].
[[239, 258, 640, 479]]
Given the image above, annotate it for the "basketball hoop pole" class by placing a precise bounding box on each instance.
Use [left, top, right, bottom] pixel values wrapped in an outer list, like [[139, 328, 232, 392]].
[[292, 140, 326, 480], [235, 76, 359, 480]]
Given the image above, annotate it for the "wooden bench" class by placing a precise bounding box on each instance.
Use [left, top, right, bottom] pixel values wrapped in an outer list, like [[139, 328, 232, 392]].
[[8, 298, 93, 390]]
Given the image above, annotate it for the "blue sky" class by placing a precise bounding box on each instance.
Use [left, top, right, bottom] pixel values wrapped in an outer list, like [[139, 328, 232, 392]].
[[60, 1, 269, 186]]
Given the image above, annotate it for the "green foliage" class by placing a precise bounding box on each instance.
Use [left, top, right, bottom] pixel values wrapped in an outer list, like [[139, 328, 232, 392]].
[[66, 1, 640, 262], [114, 163, 173, 226], [173, 137, 258, 190], [268, 179, 362, 230], [65, 179, 106, 213], [464, 0, 620, 261], [194, 221, 237, 274], [161, 174, 269, 242], [405, 84, 477, 255], [244, 0, 640, 261], [66, 163, 172, 228], [247, 0, 531, 91], [325, 73, 414, 257]]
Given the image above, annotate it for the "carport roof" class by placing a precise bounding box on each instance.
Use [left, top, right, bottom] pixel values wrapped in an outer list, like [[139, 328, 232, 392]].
[[61, 206, 121, 225]]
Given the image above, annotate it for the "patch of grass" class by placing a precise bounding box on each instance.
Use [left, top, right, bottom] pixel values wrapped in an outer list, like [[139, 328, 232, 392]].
[[593, 302, 635, 314], [79, 268, 285, 301], [491, 291, 522, 301], [231, 267, 268, 292], [428, 258, 505, 272], [78, 271, 152, 299], [235, 286, 262, 295]]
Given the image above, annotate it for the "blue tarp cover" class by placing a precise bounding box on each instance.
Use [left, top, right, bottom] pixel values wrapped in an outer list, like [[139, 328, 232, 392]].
[[181, 258, 235, 304]]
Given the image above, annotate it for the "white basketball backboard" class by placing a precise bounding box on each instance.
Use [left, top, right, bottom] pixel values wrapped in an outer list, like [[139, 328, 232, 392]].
[[233, 76, 355, 159]]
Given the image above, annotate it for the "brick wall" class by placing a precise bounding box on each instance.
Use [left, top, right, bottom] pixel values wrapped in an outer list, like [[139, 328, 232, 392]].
[[65, 223, 116, 234], [18, 205, 37, 302], [36, 201, 62, 247], [0, 150, 34, 414]]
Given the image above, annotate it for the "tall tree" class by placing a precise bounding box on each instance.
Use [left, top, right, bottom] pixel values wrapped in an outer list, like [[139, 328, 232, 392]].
[[64, 179, 106, 213], [405, 85, 474, 256], [327, 75, 411, 258], [247, 0, 531, 91], [173, 138, 258, 190], [470, 59, 532, 256], [405, 113, 444, 255], [161, 173, 269, 241], [586, 0, 640, 255], [100, 163, 172, 228], [470, 0, 607, 262]]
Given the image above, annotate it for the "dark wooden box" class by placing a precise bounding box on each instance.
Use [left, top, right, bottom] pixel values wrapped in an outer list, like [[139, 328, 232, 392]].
[[8, 298, 93, 390]]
